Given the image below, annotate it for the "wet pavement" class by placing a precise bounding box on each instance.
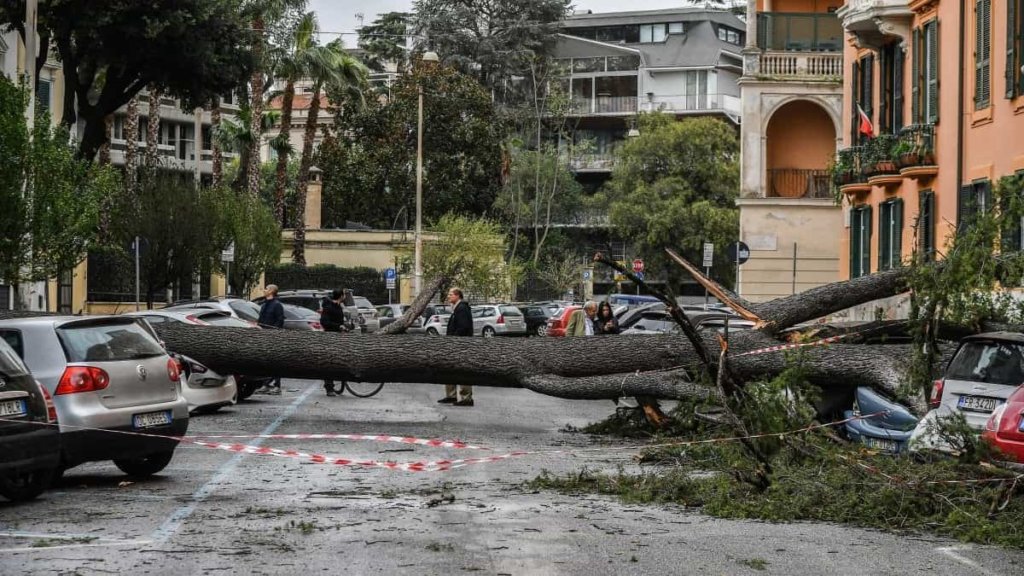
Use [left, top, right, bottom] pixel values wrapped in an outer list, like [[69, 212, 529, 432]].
[[1, 379, 1022, 575]]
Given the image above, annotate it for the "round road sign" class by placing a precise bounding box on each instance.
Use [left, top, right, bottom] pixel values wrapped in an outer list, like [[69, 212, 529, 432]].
[[632, 258, 644, 273], [729, 241, 751, 265]]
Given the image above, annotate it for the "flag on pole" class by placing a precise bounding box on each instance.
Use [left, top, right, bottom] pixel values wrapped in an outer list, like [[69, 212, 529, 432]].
[[857, 103, 874, 139]]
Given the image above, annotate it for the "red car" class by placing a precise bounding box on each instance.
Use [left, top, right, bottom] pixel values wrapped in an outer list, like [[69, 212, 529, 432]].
[[982, 384, 1024, 463], [545, 306, 580, 338]]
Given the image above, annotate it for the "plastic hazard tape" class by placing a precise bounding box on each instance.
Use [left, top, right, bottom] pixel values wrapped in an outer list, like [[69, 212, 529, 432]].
[[186, 433, 488, 451], [732, 333, 852, 358]]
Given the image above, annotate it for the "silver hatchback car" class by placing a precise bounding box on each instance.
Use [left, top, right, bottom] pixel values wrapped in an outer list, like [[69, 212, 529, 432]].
[[471, 304, 527, 337], [0, 316, 189, 478]]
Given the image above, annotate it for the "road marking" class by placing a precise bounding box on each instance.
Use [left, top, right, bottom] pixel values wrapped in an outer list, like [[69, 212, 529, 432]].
[[148, 382, 316, 544], [0, 531, 150, 554], [935, 546, 1002, 576]]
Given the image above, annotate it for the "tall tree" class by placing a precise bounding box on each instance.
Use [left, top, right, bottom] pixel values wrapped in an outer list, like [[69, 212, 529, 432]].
[[210, 98, 223, 188], [357, 12, 411, 73], [318, 62, 503, 231], [593, 114, 740, 288], [292, 42, 367, 265], [411, 0, 570, 94], [123, 97, 139, 195], [145, 87, 163, 168], [0, 0, 256, 161]]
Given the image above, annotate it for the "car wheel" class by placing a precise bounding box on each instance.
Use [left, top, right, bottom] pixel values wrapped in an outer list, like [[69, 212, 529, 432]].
[[113, 450, 175, 477], [535, 325, 546, 337], [0, 468, 53, 502], [426, 328, 439, 336], [482, 327, 495, 338], [238, 381, 258, 401]]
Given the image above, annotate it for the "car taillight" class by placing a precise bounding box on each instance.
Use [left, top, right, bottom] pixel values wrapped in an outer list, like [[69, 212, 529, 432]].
[[56, 366, 111, 395], [430, 315, 439, 323], [986, 404, 1006, 432], [188, 360, 207, 374], [167, 358, 181, 383], [309, 322, 324, 331], [929, 379, 944, 409], [38, 382, 58, 423], [496, 314, 505, 324], [185, 314, 209, 325]]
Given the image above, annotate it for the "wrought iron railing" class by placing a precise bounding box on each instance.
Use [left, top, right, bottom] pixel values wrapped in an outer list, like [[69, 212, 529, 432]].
[[831, 146, 868, 187], [894, 124, 936, 168], [767, 168, 832, 198]]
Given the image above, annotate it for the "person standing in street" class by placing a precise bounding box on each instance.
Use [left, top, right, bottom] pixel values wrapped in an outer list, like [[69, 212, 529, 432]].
[[438, 287, 475, 406], [255, 284, 285, 395], [566, 301, 597, 336], [594, 301, 620, 335], [319, 288, 348, 397]]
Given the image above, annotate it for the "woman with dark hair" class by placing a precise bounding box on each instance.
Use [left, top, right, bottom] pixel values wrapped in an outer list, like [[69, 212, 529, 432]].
[[594, 301, 620, 335], [320, 289, 349, 396]]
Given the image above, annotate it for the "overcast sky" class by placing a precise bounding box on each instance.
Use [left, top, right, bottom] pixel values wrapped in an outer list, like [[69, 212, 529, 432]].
[[309, 0, 691, 43]]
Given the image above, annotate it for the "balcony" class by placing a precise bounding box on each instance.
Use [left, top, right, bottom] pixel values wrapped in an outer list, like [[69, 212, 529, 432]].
[[757, 13, 844, 52], [640, 93, 742, 117], [831, 146, 871, 195], [896, 124, 938, 180], [767, 168, 832, 199], [836, 0, 913, 49], [752, 51, 843, 80], [569, 153, 617, 173], [569, 95, 637, 115]]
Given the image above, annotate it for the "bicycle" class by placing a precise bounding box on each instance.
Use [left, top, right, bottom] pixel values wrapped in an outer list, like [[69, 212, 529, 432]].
[[330, 381, 385, 398]]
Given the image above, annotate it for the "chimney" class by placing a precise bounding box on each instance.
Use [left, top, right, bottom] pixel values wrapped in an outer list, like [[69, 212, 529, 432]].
[[305, 166, 323, 230]]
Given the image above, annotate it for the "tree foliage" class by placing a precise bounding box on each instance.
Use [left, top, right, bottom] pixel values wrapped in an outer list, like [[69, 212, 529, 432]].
[[0, 0, 256, 160], [318, 62, 504, 229], [0, 76, 117, 285], [357, 12, 412, 74], [411, 0, 570, 95], [593, 114, 740, 288]]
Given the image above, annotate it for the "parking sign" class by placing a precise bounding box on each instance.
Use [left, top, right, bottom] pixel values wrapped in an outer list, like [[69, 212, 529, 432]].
[[702, 242, 714, 268]]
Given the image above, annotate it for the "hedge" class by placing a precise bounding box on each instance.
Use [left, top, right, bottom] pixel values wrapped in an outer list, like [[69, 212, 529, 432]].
[[265, 263, 392, 304]]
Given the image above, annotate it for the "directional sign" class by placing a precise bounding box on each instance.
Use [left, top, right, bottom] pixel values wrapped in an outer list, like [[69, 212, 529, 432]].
[[632, 258, 644, 273], [728, 241, 751, 265], [702, 242, 714, 268], [221, 242, 235, 263]]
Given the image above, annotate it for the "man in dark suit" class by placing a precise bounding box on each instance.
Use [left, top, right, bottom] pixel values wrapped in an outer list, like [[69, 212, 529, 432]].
[[256, 284, 285, 395], [439, 287, 475, 406]]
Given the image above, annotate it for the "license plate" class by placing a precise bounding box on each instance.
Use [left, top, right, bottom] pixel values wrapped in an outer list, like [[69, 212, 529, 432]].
[[958, 395, 1000, 413], [863, 436, 898, 453], [0, 399, 27, 417], [133, 410, 172, 429]]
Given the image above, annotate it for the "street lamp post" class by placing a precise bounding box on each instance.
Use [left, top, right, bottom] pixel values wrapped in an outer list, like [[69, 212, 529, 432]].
[[413, 51, 439, 299]]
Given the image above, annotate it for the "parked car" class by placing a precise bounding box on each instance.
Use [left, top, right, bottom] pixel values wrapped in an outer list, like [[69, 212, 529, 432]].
[[281, 303, 324, 331], [911, 332, 1024, 453], [471, 304, 527, 337], [166, 298, 263, 324], [0, 337, 61, 502], [545, 306, 580, 338], [621, 310, 751, 335], [605, 293, 662, 307], [126, 309, 266, 402], [517, 304, 553, 337], [376, 304, 410, 330], [843, 387, 919, 453], [982, 384, 1024, 463], [0, 316, 188, 479], [257, 289, 363, 332], [174, 355, 237, 414], [411, 304, 452, 336]]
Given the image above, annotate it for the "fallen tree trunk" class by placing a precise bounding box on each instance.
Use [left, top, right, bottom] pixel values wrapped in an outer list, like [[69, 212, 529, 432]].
[[153, 324, 923, 408]]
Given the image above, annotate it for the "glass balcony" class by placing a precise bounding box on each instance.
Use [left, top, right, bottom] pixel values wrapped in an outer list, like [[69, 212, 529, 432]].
[[756, 13, 844, 52]]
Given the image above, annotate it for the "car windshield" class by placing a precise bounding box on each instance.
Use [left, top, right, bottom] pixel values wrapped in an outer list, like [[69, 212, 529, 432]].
[[499, 305, 523, 316], [197, 312, 253, 328], [231, 300, 261, 321], [283, 304, 317, 320], [58, 319, 165, 362], [947, 341, 1024, 385], [353, 297, 373, 309]]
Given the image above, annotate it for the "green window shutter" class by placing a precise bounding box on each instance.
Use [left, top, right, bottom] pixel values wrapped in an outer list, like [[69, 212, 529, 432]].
[[852, 59, 861, 143], [1001, 185, 1022, 252], [912, 28, 921, 123], [919, 190, 935, 261], [893, 198, 903, 266], [894, 46, 905, 131], [879, 202, 891, 271], [879, 50, 890, 133], [927, 20, 940, 123], [864, 55, 874, 120], [974, 0, 991, 109], [1008, 0, 1018, 99], [850, 208, 862, 278], [863, 205, 873, 275], [958, 184, 975, 234]]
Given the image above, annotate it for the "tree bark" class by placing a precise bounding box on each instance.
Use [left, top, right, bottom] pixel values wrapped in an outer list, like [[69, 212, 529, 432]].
[[98, 115, 113, 165], [211, 98, 223, 188], [146, 86, 163, 168], [273, 79, 296, 225], [246, 18, 266, 200], [124, 97, 139, 195], [292, 84, 322, 265]]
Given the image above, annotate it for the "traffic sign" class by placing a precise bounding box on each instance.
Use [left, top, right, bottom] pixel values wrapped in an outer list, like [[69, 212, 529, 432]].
[[614, 260, 628, 282], [702, 242, 714, 268], [384, 267, 396, 280], [582, 269, 592, 281], [632, 258, 644, 273], [635, 271, 644, 281], [728, 241, 751, 265], [221, 242, 235, 263]]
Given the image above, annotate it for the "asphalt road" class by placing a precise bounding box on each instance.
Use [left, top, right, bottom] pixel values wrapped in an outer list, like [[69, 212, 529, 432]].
[[1, 379, 1022, 575]]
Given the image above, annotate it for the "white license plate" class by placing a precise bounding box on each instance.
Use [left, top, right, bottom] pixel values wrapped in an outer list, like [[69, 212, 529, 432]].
[[958, 395, 1000, 413], [0, 399, 27, 417], [863, 436, 898, 452], [133, 410, 171, 429]]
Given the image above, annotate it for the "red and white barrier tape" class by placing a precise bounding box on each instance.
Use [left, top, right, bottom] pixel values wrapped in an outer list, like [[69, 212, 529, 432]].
[[186, 433, 488, 451]]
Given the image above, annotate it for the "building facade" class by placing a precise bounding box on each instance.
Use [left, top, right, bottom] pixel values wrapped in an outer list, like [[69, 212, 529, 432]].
[[834, 0, 1024, 318], [555, 8, 747, 189], [736, 0, 845, 302]]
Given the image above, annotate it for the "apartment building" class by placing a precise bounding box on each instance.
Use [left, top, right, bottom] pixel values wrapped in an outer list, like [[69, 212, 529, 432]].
[[835, 0, 1024, 318], [554, 8, 747, 189], [736, 0, 846, 302]]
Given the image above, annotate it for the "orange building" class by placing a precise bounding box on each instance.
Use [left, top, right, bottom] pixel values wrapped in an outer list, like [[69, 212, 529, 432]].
[[836, 0, 1024, 288]]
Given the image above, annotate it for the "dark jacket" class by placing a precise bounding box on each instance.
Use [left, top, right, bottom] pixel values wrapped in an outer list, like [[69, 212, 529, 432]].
[[257, 298, 285, 329], [446, 300, 473, 336], [319, 297, 347, 333], [595, 314, 620, 335]]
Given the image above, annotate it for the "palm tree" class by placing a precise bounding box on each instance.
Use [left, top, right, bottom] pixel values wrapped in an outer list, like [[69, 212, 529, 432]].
[[146, 86, 163, 168], [215, 106, 281, 192], [210, 97, 222, 188], [292, 42, 368, 265], [124, 96, 139, 194], [243, 0, 307, 199]]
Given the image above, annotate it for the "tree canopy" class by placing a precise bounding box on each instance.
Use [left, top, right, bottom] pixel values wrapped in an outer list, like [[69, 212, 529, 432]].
[[318, 62, 504, 230], [592, 114, 740, 288], [0, 0, 256, 160]]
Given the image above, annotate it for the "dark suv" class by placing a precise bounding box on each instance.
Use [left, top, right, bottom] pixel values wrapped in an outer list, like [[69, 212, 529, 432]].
[[0, 337, 61, 502]]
